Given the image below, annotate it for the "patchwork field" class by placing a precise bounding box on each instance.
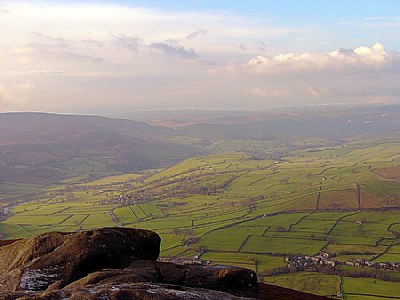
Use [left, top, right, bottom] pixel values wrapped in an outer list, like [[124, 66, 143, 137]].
[[1, 139, 400, 298]]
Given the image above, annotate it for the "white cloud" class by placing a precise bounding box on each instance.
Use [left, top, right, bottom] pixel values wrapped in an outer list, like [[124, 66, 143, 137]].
[[245, 43, 397, 75]]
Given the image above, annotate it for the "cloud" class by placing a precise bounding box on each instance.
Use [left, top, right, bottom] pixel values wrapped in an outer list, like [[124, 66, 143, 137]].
[[0, 83, 33, 110], [13, 33, 103, 64], [81, 39, 104, 48], [245, 87, 267, 98], [0, 1, 399, 113], [2, 70, 65, 76], [245, 43, 399, 75], [17, 44, 102, 64], [299, 83, 325, 97], [29, 32, 71, 48], [270, 89, 292, 98], [258, 42, 268, 51], [186, 28, 208, 40], [245, 87, 292, 99], [0, 84, 11, 108], [113, 34, 142, 54], [151, 40, 199, 60], [17, 83, 35, 90]]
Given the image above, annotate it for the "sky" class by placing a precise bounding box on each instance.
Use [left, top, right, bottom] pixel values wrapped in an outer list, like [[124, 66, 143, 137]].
[[0, 1, 399, 115]]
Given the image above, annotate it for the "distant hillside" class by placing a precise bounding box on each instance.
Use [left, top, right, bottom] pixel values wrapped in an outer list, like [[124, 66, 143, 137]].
[[128, 105, 400, 141], [0, 112, 198, 185], [177, 105, 400, 140]]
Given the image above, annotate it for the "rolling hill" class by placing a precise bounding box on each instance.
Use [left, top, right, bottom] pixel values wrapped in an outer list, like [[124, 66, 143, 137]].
[[0, 112, 198, 186]]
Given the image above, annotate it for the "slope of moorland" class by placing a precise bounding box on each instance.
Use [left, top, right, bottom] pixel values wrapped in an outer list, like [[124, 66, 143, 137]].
[[0, 112, 199, 200]]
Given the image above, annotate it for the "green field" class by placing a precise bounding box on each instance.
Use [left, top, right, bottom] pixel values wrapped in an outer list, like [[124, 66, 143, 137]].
[[343, 277, 400, 299], [1, 139, 400, 297], [265, 272, 341, 297]]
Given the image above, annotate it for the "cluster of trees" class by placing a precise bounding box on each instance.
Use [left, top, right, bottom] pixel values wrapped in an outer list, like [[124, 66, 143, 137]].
[[342, 268, 400, 282], [290, 262, 400, 282]]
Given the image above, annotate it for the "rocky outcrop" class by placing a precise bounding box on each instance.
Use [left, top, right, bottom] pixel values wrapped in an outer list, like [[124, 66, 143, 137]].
[[0, 228, 331, 299], [62, 260, 163, 290], [156, 261, 258, 297], [0, 228, 258, 299], [0, 228, 160, 293]]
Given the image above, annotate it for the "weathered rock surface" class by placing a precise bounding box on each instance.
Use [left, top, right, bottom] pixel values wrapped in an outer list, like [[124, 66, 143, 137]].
[[3, 283, 251, 300], [0, 228, 160, 293], [156, 261, 258, 297], [0, 228, 331, 299], [62, 260, 163, 290]]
